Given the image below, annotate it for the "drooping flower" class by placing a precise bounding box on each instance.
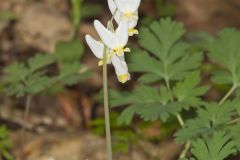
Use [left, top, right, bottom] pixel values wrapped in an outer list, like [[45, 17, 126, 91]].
[[94, 20, 130, 57], [111, 54, 130, 83], [85, 34, 130, 83], [108, 0, 141, 36]]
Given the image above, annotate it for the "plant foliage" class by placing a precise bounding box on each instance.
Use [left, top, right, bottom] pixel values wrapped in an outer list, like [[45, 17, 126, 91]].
[[0, 126, 13, 160], [109, 18, 240, 159], [129, 18, 202, 84], [208, 28, 240, 86], [190, 131, 236, 160]]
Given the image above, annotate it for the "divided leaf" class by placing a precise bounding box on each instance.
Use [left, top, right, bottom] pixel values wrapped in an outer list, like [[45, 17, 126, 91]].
[[0, 125, 13, 160], [208, 28, 240, 86], [229, 122, 240, 151], [27, 54, 54, 73], [57, 63, 92, 86], [190, 131, 236, 160], [3, 52, 90, 97], [111, 85, 180, 124], [3, 54, 55, 97], [175, 102, 234, 143], [129, 18, 203, 83], [173, 72, 209, 109]]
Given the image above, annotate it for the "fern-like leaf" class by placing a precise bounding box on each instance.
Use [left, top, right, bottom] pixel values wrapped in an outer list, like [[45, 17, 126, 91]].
[[173, 71, 209, 109], [111, 85, 180, 124], [129, 18, 203, 84], [208, 28, 240, 86], [191, 131, 236, 160], [175, 102, 234, 143]]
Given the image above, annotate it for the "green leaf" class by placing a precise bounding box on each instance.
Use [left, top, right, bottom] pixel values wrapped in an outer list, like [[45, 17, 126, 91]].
[[129, 49, 165, 80], [173, 71, 209, 109], [113, 85, 180, 124], [139, 18, 185, 59], [174, 117, 211, 143], [57, 63, 91, 85], [175, 102, 234, 143], [130, 18, 202, 83], [4, 62, 29, 84], [191, 131, 236, 160], [229, 122, 240, 151], [109, 89, 132, 107], [3, 54, 56, 97], [27, 54, 54, 73], [208, 28, 240, 86], [211, 70, 233, 85], [0, 125, 13, 160], [53, 40, 84, 63], [25, 73, 56, 94]]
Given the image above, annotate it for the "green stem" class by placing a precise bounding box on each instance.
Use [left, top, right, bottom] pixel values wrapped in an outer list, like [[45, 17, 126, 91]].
[[228, 117, 240, 125], [103, 46, 113, 160], [165, 78, 185, 127], [165, 78, 187, 157], [179, 140, 191, 159], [20, 95, 32, 160], [219, 85, 237, 105], [177, 114, 184, 127]]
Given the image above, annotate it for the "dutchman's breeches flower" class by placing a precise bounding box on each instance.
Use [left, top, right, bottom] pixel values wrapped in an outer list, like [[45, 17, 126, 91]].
[[85, 1, 141, 159], [85, 35, 130, 83], [85, 0, 141, 83], [94, 20, 130, 57], [108, 0, 141, 36]]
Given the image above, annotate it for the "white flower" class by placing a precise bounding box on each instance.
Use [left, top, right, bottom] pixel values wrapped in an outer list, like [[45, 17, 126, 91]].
[[94, 20, 130, 57], [108, 0, 141, 36], [85, 34, 130, 83], [111, 54, 130, 83], [85, 34, 110, 66]]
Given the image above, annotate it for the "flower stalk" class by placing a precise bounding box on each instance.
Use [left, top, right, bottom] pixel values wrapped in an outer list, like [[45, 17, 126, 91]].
[[20, 95, 32, 160], [103, 45, 113, 160], [85, 1, 141, 158]]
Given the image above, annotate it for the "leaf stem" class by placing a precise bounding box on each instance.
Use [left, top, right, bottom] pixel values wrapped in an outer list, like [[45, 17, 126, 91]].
[[179, 140, 191, 159], [219, 85, 237, 105], [103, 46, 113, 160], [165, 78, 188, 158], [228, 117, 240, 125], [177, 114, 184, 127], [20, 95, 32, 160], [165, 78, 185, 127]]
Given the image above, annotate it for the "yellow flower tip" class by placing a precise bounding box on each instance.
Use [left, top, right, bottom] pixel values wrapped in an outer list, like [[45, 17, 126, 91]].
[[123, 47, 131, 52], [128, 28, 139, 36], [118, 74, 129, 83], [98, 60, 104, 66], [113, 47, 130, 56], [122, 12, 138, 20], [124, 12, 133, 18]]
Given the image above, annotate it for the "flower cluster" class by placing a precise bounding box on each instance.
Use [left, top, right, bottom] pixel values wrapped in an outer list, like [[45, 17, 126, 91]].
[[85, 0, 141, 83]]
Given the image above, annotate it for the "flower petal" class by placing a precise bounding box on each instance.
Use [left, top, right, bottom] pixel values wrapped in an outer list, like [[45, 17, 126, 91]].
[[116, 21, 129, 47], [111, 55, 130, 83], [94, 20, 118, 49], [115, 0, 141, 13], [128, 17, 138, 29], [85, 34, 104, 59]]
